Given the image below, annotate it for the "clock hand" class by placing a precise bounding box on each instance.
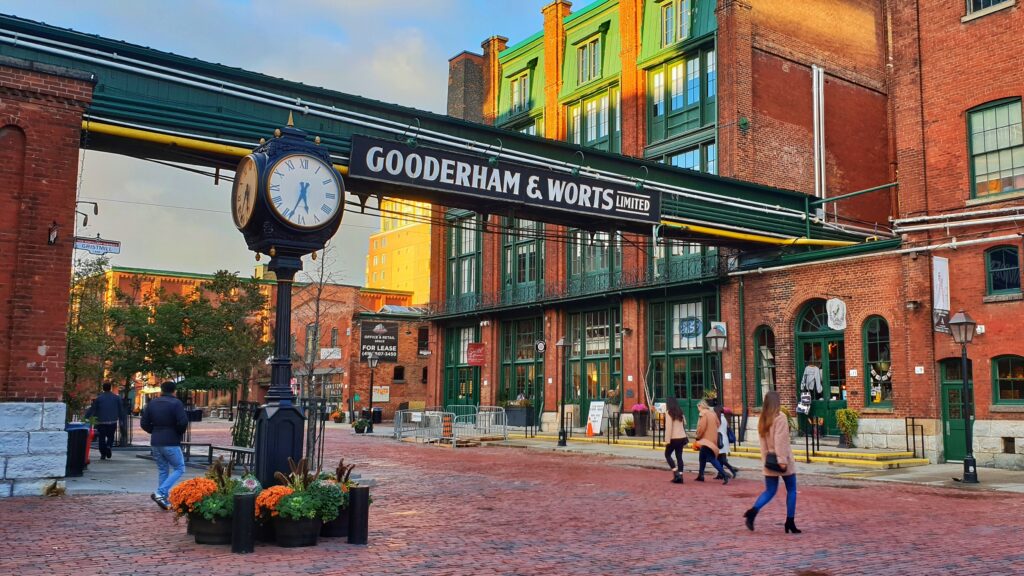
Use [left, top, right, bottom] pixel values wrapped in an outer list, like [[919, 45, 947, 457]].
[[299, 182, 311, 213]]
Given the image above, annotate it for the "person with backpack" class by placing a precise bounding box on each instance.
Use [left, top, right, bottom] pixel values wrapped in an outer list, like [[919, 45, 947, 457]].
[[663, 397, 688, 484], [714, 404, 739, 479], [140, 381, 188, 510], [744, 391, 801, 534]]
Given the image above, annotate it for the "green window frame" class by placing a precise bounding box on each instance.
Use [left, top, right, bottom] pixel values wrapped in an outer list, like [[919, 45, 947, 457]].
[[567, 86, 621, 152], [862, 316, 893, 407], [502, 218, 545, 304], [650, 238, 715, 282], [567, 229, 622, 295], [577, 36, 602, 85], [443, 325, 480, 407], [968, 98, 1024, 198], [985, 245, 1021, 295], [647, 46, 716, 145], [511, 72, 530, 115], [647, 295, 718, 422], [993, 355, 1024, 404], [968, 0, 1014, 14], [660, 0, 693, 47], [499, 317, 544, 405], [446, 213, 481, 312], [565, 306, 622, 407], [753, 326, 776, 407]]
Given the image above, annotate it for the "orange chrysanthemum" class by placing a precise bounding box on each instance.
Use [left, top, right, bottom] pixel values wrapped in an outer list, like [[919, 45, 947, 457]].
[[168, 477, 217, 515], [255, 485, 294, 517]]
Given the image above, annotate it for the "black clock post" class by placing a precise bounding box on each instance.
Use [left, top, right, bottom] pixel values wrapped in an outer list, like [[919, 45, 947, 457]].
[[231, 116, 345, 487]]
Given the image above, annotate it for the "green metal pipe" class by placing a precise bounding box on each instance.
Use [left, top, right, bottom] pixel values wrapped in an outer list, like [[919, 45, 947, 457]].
[[739, 276, 748, 442], [809, 182, 898, 206]]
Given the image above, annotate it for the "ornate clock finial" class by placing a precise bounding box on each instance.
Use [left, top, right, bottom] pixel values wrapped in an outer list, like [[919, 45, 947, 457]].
[[269, 246, 276, 257], [255, 252, 260, 262], [287, 111, 295, 127], [311, 251, 317, 261], [274, 128, 281, 138], [314, 136, 321, 145]]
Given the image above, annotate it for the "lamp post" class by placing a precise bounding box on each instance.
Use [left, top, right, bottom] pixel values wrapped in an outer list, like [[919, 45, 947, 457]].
[[705, 326, 727, 403], [555, 337, 568, 447], [366, 353, 379, 434], [948, 310, 978, 484]]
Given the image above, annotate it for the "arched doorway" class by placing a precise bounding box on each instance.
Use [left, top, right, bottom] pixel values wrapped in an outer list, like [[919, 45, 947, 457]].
[[939, 357, 974, 462], [795, 300, 847, 436]]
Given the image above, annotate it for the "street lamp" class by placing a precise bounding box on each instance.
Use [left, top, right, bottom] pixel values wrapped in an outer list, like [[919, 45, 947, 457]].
[[948, 310, 978, 484], [366, 353, 380, 434], [555, 337, 569, 447], [705, 326, 727, 403]]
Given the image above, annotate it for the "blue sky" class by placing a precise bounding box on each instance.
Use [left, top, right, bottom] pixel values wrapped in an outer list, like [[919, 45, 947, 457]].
[[2, 0, 555, 285]]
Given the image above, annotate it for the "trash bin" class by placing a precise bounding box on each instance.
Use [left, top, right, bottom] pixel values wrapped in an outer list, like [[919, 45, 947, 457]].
[[360, 409, 371, 421], [65, 422, 90, 477], [371, 407, 383, 424], [187, 409, 203, 422]]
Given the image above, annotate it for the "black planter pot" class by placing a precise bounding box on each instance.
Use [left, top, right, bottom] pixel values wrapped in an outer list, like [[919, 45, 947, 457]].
[[625, 429, 636, 437], [505, 407, 536, 427], [632, 411, 650, 437], [255, 520, 275, 543], [320, 506, 350, 538], [274, 517, 322, 548], [190, 513, 232, 545]]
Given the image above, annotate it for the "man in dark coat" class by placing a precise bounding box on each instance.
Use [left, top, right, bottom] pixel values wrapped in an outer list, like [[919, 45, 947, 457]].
[[140, 380, 188, 510], [84, 382, 123, 460]]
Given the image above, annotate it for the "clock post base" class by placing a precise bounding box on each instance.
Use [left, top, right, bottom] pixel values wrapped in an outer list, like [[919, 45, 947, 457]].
[[253, 402, 305, 488]]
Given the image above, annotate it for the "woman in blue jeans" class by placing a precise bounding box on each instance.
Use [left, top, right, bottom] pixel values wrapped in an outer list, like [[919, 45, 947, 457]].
[[744, 391, 801, 534]]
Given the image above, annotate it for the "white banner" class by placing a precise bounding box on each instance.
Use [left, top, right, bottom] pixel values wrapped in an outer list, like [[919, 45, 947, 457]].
[[933, 256, 950, 333], [826, 298, 847, 330]]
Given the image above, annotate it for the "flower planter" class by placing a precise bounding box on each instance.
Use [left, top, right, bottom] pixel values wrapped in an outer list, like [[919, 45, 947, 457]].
[[624, 429, 636, 437], [274, 517, 322, 548], [320, 506, 350, 538], [255, 519, 275, 543], [505, 407, 536, 427], [190, 513, 232, 545], [632, 411, 650, 437]]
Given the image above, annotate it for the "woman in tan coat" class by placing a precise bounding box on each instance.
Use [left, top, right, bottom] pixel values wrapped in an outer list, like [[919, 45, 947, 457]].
[[744, 391, 801, 533], [664, 397, 688, 484], [694, 400, 730, 484]]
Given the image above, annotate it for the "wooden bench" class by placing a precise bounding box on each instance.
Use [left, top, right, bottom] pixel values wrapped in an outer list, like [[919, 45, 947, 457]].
[[212, 445, 255, 468], [181, 442, 212, 465]]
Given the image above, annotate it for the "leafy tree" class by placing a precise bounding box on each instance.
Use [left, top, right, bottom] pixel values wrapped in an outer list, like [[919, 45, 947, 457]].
[[64, 257, 114, 418]]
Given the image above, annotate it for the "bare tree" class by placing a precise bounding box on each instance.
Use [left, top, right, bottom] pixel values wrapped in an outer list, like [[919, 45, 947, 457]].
[[292, 242, 347, 465]]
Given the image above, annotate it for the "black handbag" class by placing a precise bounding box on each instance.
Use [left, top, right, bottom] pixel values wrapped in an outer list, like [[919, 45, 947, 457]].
[[717, 432, 725, 449], [765, 452, 786, 473]]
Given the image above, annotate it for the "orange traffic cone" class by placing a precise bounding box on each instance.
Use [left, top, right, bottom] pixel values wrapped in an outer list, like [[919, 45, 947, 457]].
[[586, 421, 594, 437]]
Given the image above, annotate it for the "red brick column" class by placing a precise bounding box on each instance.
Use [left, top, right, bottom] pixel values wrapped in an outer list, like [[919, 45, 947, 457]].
[[542, 1, 572, 141]]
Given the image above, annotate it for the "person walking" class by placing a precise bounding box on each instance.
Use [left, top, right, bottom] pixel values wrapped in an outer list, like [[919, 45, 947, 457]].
[[744, 391, 800, 534], [663, 397, 688, 484], [714, 404, 739, 479], [140, 380, 188, 510], [84, 382, 123, 460], [694, 400, 730, 484]]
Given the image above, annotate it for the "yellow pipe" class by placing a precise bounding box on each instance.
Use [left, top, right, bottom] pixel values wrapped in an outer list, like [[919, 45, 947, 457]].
[[660, 219, 857, 247], [81, 120, 350, 175]]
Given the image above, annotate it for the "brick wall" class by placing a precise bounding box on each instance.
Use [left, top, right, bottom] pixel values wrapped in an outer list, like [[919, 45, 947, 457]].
[[348, 319, 431, 416], [0, 58, 94, 402], [447, 52, 485, 125]]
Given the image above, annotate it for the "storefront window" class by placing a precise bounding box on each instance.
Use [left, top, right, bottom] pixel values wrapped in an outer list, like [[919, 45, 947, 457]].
[[993, 355, 1024, 404], [863, 316, 892, 406], [754, 326, 776, 406]]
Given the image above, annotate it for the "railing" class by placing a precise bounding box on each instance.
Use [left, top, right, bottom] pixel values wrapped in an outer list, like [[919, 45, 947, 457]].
[[393, 406, 507, 447], [451, 407, 508, 447], [427, 253, 724, 317], [905, 417, 925, 458]]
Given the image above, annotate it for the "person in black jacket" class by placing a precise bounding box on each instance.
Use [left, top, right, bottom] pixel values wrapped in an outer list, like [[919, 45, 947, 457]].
[[140, 381, 188, 510], [84, 382, 123, 460]]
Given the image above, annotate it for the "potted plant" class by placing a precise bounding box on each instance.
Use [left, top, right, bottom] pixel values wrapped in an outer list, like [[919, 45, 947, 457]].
[[622, 416, 636, 437], [168, 458, 259, 545], [330, 410, 344, 424], [352, 418, 370, 434], [605, 388, 621, 413], [260, 457, 341, 547], [254, 485, 292, 542], [504, 398, 535, 427], [836, 408, 860, 448], [631, 403, 650, 437], [319, 458, 359, 538]]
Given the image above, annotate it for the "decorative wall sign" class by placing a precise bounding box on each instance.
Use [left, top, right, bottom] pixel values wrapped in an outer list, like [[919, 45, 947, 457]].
[[679, 317, 703, 338], [360, 321, 398, 362], [826, 298, 847, 330], [466, 342, 486, 366], [74, 235, 121, 255], [932, 256, 950, 334], [348, 135, 660, 225]]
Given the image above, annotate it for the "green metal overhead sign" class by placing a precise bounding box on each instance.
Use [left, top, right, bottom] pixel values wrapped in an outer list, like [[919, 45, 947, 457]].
[[348, 135, 660, 225]]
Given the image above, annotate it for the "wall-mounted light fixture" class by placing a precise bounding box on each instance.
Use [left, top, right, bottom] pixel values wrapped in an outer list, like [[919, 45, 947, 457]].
[[618, 327, 632, 336], [47, 221, 59, 245], [906, 300, 921, 311], [479, 319, 490, 327]]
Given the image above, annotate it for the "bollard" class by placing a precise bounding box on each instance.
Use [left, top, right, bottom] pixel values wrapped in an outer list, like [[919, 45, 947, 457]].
[[232, 493, 256, 554], [347, 486, 370, 545]]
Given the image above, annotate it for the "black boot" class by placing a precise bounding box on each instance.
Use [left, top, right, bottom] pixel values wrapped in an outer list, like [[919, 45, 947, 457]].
[[743, 508, 758, 531], [672, 471, 683, 484], [784, 517, 802, 534], [694, 474, 704, 482], [729, 465, 739, 478]]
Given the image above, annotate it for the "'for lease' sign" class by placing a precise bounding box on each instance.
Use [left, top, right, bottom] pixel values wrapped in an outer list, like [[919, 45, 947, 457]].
[[360, 321, 398, 363]]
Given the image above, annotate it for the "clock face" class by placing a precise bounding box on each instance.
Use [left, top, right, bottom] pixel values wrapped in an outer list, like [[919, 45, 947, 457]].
[[265, 154, 343, 229], [231, 155, 259, 229]]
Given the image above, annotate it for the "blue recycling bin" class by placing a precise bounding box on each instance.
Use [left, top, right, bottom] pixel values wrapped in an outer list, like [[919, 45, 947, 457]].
[[65, 422, 90, 477]]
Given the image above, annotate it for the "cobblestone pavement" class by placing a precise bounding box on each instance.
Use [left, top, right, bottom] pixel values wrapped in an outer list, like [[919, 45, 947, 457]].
[[2, 421, 1023, 576]]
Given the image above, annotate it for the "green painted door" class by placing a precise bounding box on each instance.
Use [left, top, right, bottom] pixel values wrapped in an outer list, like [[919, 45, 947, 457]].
[[797, 337, 847, 436], [940, 359, 973, 462], [444, 366, 479, 410], [670, 355, 705, 426], [578, 360, 610, 426]]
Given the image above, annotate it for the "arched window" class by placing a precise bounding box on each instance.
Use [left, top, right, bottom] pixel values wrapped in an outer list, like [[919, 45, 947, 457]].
[[754, 326, 776, 406], [993, 355, 1024, 404], [985, 245, 1021, 295], [393, 366, 405, 382], [798, 300, 830, 333], [863, 316, 892, 406]]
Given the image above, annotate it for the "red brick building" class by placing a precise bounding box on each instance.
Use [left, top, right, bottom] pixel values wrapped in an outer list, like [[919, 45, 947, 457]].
[[439, 0, 1023, 469]]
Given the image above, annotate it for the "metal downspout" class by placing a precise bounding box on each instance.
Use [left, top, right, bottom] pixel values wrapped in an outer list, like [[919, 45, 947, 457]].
[[739, 276, 748, 442]]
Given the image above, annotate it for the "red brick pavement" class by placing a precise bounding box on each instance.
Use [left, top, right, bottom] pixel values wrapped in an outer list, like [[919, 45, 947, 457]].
[[2, 423, 1023, 575]]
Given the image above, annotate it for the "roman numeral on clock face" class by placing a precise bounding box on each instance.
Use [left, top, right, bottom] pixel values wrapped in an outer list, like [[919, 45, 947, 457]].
[[272, 195, 283, 206]]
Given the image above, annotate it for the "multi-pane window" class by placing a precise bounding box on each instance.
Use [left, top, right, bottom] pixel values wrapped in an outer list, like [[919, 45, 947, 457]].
[[667, 142, 716, 174], [686, 57, 700, 105], [571, 105, 582, 145], [647, 47, 716, 143], [330, 327, 338, 348], [968, 0, 1011, 13], [863, 316, 892, 406], [568, 88, 618, 152], [577, 37, 601, 85], [520, 123, 537, 136], [503, 219, 544, 303], [511, 73, 530, 114], [500, 318, 544, 403], [652, 71, 665, 116], [417, 327, 429, 354], [986, 245, 1021, 294], [661, 0, 693, 47], [993, 356, 1024, 403], [706, 51, 717, 99], [969, 99, 1024, 197], [670, 62, 684, 110], [754, 326, 776, 406], [671, 301, 704, 350], [447, 214, 480, 308]]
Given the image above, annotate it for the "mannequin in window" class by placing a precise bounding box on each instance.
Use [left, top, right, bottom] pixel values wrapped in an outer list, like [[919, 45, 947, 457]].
[[800, 363, 822, 399]]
